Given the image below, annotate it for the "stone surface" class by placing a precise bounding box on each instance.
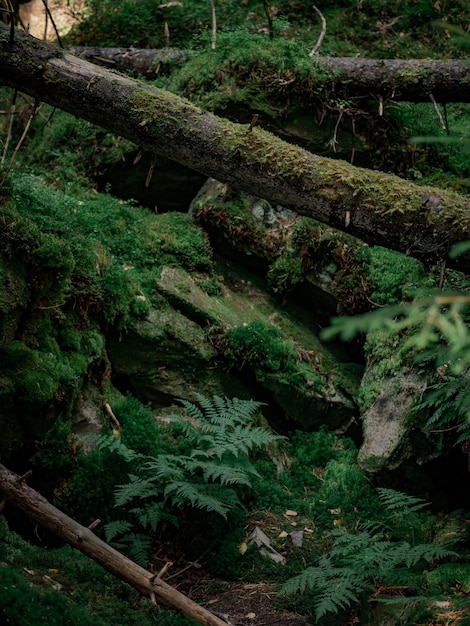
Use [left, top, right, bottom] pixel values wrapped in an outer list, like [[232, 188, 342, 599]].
[[110, 262, 359, 430], [358, 374, 427, 472]]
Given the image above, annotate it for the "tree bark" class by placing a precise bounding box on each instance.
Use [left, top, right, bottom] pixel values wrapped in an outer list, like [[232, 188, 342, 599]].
[[0, 463, 229, 626], [1, 25, 469, 273], [68, 46, 188, 80], [67, 45, 470, 104]]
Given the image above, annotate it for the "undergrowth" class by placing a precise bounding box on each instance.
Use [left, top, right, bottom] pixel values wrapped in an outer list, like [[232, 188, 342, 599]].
[[279, 489, 459, 623], [0, 517, 196, 626]]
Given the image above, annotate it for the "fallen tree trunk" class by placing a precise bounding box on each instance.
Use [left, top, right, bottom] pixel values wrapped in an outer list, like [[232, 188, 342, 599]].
[[68, 45, 470, 104], [1, 25, 469, 273], [68, 46, 188, 79], [0, 463, 229, 626]]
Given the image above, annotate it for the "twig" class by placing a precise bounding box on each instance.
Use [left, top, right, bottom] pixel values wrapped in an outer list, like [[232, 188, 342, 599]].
[[430, 423, 461, 433], [328, 110, 343, 152], [164, 560, 199, 581], [145, 154, 156, 187], [438, 258, 446, 289], [104, 402, 121, 430], [87, 519, 101, 531], [429, 92, 446, 131], [262, 0, 273, 40], [41, 0, 64, 47], [0, 99, 39, 188], [18, 470, 33, 484], [150, 561, 173, 582], [443, 102, 450, 136], [248, 114, 259, 132], [1, 89, 16, 165], [309, 5, 326, 57], [164, 22, 170, 49], [210, 0, 217, 49], [0, 0, 15, 45]]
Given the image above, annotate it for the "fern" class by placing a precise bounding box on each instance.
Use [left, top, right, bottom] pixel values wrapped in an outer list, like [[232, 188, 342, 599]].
[[183, 458, 256, 485], [121, 533, 152, 567], [280, 555, 372, 621], [280, 489, 458, 623], [93, 433, 143, 463], [98, 395, 279, 564], [114, 475, 159, 506], [128, 503, 175, 532], [104, 520, 133, 542], [377, 487, 429, 517], [163, 481, 236, 517], [415, 373, 470, 443]]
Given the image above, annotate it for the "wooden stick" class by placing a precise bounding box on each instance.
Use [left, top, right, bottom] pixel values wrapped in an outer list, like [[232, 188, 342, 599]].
[[0, 463, 229, 626]]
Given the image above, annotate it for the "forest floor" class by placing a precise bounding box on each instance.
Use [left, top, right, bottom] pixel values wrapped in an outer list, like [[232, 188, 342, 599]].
[[178, 575, 309, 626], [148, 536, 312, 626]]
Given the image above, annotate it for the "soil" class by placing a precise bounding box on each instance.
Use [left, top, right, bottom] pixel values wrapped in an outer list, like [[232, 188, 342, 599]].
[[149, 539, 311, 626], [191, 580, 309, 626]]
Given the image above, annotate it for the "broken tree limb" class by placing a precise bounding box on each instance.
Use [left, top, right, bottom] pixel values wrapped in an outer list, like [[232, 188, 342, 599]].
[[0, 25, 469, 273], [67, 46, 188, 79], [0, 463, 229, 626], [67, 45, 470, 104]]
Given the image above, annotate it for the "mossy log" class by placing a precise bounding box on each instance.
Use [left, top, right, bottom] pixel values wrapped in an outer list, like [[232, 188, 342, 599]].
[[0, 463, 229, 626], [1, 25, 469, 273], [67, 46, 470, 104], [68, 46, 187, 79]]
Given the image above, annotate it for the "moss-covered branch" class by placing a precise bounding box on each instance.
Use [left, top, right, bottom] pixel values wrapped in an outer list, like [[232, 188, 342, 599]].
[[1, 25, 469, 272], [68, 45, 470, 104]]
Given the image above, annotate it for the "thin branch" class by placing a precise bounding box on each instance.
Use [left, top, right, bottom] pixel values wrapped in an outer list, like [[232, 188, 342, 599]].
[[41, 0, 64, 47], [145, 154, 157, 187], [1, 89, 16, 165], [210, 0, 216, 49], [309, 5, 326, 57], [429, 92, 446, 131], [262, 0, 273, 40], [438, 258, 446, 290], [0, 0, 15, 44], [328, 110, 343, 152], [164, 22, 170, 49], [0, 99, 40, 187], [87, 519, 102, 531], [248, 114, 259, 132]]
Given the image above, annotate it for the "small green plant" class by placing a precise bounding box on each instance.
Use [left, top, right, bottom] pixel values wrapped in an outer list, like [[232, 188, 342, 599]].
[[279, 488, 458, 623], [100, 394, 281, 564], [218, 321, 325, 393], [414, 371, 470, 444]]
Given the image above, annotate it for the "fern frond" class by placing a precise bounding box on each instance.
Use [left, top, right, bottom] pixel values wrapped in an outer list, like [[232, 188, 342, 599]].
[[114, 476, 158, 506], [403, 543, 458, 568], [163, 481, 234, 517], [279, 556, 371, 621], [184, 459, 255, 485], [177, 398, 204, 425], [128, 502, 172, 532], [93, 434, 143, 463], [121, 532, 152, 566], [104, 520, 133, 542], [142, 455, 186, 482], [377, 488, 429, 516]]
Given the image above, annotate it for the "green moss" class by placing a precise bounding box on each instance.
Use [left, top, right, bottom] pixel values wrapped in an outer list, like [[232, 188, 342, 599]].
[[219, 321, 325, 394], [426, 562, 470, 594], [0, 521, 196, 626], [357, 245, 431, 305], [267, 218, 320, 295]]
